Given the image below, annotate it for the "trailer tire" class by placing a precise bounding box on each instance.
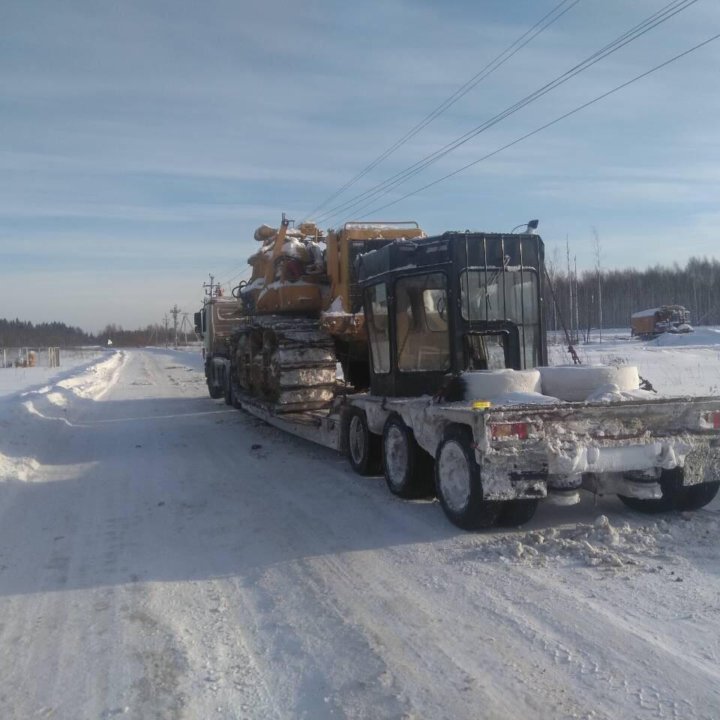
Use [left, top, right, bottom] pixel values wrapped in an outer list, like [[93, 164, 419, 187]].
[[206, 359, 224, 399], [225, 373, 242, 410], [497, 499, 538, 527], [208, 376, 224, 400], [676, 480, 720, 511], [223, 368, 233, 406], [382, 415, 434, 499], [435, 425, 499, 530], [345, 408, 382, 476], [618, 469, 719, 513]]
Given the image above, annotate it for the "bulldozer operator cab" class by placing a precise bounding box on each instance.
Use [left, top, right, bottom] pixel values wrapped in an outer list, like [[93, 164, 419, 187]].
[[356, 231, 546, 397]]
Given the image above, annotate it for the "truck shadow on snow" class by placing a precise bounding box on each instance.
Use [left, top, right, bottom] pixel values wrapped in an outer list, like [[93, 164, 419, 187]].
[[0, 390, 717, 598], [0, 391, 465, 598]]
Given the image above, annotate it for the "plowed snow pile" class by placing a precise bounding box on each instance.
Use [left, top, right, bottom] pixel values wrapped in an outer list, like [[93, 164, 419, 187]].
[[0, 350, 117, 482], [460, 513, 719, 570]]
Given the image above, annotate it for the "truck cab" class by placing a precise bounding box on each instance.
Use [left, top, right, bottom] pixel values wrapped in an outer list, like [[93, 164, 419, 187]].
[[356, 231, 546, 397], [195, 295, 244, 399]]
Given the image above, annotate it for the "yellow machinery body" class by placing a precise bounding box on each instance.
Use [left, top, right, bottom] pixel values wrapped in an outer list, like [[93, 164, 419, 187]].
[[222, 214, 425, 405], [240, 216, 425, 345]]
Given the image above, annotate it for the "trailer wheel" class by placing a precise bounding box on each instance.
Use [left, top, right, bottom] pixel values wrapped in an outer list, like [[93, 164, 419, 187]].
[[224, 373, 241, 410], [497, 499, 538, 527], [676, 481, 720, 511], [206, 360, 224, 399], [382, 415, 434, 499], [435, 426, 499, 530], [345, 408, 382, 476], [208, 383, 223, 399], [223, 367, 233, 406], [208, 371, 224, 399], [618, 469, 720, 513]]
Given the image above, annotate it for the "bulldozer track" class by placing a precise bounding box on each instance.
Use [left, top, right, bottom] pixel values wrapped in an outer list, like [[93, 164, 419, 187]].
[[232, 316, 338, 413]]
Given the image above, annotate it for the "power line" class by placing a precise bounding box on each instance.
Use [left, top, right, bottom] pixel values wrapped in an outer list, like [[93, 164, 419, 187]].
[[315, 0, 698, 224], [303, 0, 582, 221], [320, 0, 697, 223], [219, 265, 253, 292], [356, 31, 720, 219]]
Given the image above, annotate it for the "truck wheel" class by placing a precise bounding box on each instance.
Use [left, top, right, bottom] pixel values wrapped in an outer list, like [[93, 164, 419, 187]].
[[207, 380, 223, 400], [224, 373, 241, 410], [618, 469, 719, 513], [223, 368, 233, 406], [382, 415, 434, 499], [676, 481, 720, 511], [435, 426, 499, 530], [617, 468, 681, 513], [345, 408, 381, 476], [206, 361, 224, 399], [497, 499, 538, 527]]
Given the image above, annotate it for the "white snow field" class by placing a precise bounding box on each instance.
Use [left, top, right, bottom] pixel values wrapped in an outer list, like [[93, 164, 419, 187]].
[[0, 339, 719, 719]]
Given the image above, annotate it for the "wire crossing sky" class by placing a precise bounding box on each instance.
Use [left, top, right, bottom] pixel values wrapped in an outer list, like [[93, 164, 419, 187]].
[[1, 0, 719, 329], [303, 0, 583, 222], [315, 0, 700, 225]]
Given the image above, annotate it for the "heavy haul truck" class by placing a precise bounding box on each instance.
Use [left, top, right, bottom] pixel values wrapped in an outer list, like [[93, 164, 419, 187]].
[[198, 219, 720, 530]]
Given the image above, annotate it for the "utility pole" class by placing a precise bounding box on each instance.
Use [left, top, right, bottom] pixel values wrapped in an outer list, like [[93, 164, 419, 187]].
[[179, 313, 194, 345], [169, 305, 181, 348], [163, 313, 170, 348], [203, 274, 217, 301]]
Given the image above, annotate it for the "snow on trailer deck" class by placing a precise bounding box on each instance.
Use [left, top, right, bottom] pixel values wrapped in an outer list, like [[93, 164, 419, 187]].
[[0, 344, 719, 718]]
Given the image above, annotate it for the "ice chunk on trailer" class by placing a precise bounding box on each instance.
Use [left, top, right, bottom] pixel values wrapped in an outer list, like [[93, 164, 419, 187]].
[[539, 365, 640, 402], [457, 369, 542, 400]]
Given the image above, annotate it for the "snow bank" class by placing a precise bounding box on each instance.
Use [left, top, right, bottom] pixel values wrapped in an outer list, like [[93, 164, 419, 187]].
[[0, 348, 105, 399], [0, 351, 126, 483], [463, 512, 720, 571], [651, 327, 720, 347]]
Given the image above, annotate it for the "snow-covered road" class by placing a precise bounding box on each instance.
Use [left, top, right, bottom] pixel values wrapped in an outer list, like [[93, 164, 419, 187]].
[[0, 348, 718, 719]]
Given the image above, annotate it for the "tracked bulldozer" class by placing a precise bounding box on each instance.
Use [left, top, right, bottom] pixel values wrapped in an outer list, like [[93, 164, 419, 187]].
[[200, 214, 425, 411]]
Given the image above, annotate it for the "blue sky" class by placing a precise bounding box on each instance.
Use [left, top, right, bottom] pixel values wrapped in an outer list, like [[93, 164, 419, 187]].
[[2, 0, 719, 331]]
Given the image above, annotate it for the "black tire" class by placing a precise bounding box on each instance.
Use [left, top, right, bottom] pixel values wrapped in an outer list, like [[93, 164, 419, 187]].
[[206, 359, 224, 399], [223, 367, 233, 406], [225, 372, 242, 410], [435, 425, 499, 530], [344, 408, 382, 476], [618, 469, 720, 513], [676, 480, 720, 511], [382, 415, 434, 499], [207, 380, 223, 400], [497, 499, 539, 527]]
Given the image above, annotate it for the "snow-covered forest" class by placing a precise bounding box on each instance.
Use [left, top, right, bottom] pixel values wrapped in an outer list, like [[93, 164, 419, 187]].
[[546, 256, 720, 334], [0, 319, 182, 348]]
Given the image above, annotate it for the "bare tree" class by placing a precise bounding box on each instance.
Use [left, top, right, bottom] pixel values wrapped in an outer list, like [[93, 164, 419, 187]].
[[592, 227, 603, 343]]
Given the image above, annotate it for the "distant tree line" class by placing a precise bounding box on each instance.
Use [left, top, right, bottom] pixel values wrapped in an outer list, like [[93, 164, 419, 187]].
[[0, 319, 191, 348], [545, 256, 720, 337], [0, 319, 94, 347], [97, 323, 183, 347]]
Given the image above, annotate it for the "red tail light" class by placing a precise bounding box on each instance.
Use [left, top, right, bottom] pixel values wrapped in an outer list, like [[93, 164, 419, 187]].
[[704, 411, 720, 429], [490, 422, 529, 441]]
